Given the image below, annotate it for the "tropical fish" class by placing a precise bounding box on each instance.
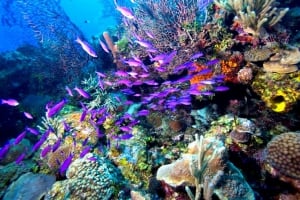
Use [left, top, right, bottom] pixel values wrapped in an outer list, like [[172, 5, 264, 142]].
[[46, 99, 67, 118], [15, 153, 26, 165], [0, 99, 19, 106], [14, 130, 27, 145], [214, 86, 229, 92], [80, 146, 91, 158], [32, 138, 46, 151], [65, 86, 73, 97], [52, 138, 62, 152], [23, 112, 33, 119], [75, 37, 98, 58], [95, 71, 106, 78], [99, 39, 110, 53], [26, 127, 40, 135], [60, 154, 74, 174], [74, 87, 91, 99], [135, 39, 153, 49], [206, 58, 219, 66], [120, 126, 132, 132], [190, 52, 204, 60], [114, 0, 135, 19], [0, 144, 10, 158], [137, 109, 150, 116], [40, 145, 52, 158], [119, 133, 133, 140]]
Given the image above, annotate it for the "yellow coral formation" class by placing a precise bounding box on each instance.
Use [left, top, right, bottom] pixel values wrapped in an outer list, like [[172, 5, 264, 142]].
[[252, 71, 300, 113]]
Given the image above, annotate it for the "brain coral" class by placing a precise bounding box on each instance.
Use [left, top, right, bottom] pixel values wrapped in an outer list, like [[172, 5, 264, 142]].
[[45, 153, 125, 200], [265, 132, 300, 180]]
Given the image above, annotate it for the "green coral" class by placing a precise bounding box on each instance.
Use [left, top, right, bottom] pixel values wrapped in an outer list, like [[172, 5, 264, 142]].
[[116, 36, 129, 53]]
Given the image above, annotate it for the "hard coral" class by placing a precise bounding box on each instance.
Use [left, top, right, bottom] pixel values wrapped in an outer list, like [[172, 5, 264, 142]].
[[46, 153, 125, 200], [265, 132, 300, 190], [252, 70, 300, 113], [220, 52, 244, 82]]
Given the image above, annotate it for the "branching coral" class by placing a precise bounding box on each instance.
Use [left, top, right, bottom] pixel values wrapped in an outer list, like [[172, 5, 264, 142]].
[[214, 0, 289, 37]]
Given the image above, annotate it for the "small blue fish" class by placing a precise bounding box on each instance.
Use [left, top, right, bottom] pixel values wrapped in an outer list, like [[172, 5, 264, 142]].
[[74, 87, 91, 99], [46, 99, 67, 118]]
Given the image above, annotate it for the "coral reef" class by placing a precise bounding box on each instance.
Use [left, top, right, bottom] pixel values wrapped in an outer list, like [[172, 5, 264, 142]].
[[3, 172, 55, 200], [264, 132, 300, 190], [252, 70, 300, 112], [157, 134, 255, 199], [214, 0, 289, 37], [46, 153, 125, 200]]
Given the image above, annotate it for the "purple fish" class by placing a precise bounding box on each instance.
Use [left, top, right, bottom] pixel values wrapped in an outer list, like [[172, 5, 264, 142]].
[[200, 80, 216, 85], [65, 86, 73, 97], [52, 138, 62, 152], [117, 79, 132, 87], [114, 0, 135, 19], [80, 146, 91, 158], [60, 153, 74, 174], [0, 144, 10, 158], [173, 61, 193, 73], [124, 59, 143, 67], [119, 133, 133, 140], [96, 71, 106, 78], [32, 138, 46, 151], [23, 112, 33, 119], [214, 86, 229, 92], [99, 39, 110, 53], [15, 153, 26, 165], [14, 130, 27, 145], [144, 80, 158, 86], [40, 145, 52, 158], [190, 52, 204, 60], [206, 59, 219, 66], [145, 31, 155, 39], [137, 109, 150, 116], [115, 70, 128, 77], [75, 37, 98, 58], [26, 127, 40, 135], [120, 126, 132, 132], [82, 138, 89, 146], [80, 109, 88, 122], [1, 99, 19, 106], [74, 87, 91, 99], [135, 40, 153, 48], [62, 121, 71, 132], [46, 99, 67, 118]]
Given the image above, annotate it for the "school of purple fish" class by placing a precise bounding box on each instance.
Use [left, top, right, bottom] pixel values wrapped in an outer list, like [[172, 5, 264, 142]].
[[0, 1, 230, 174]]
